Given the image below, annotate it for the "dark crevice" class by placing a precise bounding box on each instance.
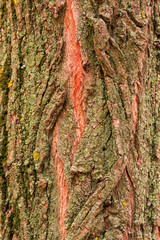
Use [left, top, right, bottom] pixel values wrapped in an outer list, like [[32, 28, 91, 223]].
[[17, 38, 25, 89], [0, 53, 11, 230], [126, 9, 143, 28], [140, 223, 145, 240], [8, 214, 14, 239], [0, 0, 7, 28], [28, 0, 33, 32], [100, 65, 113, 148], [11, 0, 18, 39], [117, 85, 128, 120], [105, 131, 112, 146], [45, 181, 54, 240]]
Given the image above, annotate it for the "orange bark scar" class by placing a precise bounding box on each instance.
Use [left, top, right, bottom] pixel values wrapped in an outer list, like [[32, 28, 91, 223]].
[[52, 0, 86, 237], [52, 124, 69, 240], [64, 0, 86, 158]]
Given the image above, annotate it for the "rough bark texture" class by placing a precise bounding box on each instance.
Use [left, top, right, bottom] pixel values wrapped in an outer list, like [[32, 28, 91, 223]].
[[0, 0, 160, 239]]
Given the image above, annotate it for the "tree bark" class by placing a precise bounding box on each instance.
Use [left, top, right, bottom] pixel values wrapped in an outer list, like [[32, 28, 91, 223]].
[[0, 0, 160, 239]]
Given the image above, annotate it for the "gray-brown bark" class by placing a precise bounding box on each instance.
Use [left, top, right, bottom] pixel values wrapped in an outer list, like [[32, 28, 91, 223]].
[[0, 0, 160, 239]]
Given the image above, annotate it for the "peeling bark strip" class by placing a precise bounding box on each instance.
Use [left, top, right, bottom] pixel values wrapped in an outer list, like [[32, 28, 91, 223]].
[[64, 0, 86, 158]]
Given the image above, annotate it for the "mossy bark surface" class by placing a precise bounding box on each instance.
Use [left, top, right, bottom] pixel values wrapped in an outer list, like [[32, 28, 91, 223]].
[[0, 0, 160, 239]]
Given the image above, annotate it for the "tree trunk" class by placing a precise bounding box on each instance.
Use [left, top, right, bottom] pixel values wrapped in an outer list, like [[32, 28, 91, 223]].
[[0, 0, 160, 239]]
